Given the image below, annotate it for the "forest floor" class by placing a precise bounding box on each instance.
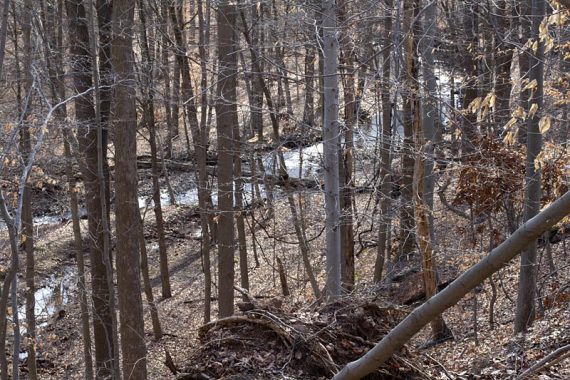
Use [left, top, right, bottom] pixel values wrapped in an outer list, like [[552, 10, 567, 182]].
[[0, 138, 569, 379]]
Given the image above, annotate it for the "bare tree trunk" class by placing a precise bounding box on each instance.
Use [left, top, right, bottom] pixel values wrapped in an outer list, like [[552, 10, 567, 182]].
[[420, 0, 439, 241], [333, 190, 570, 380], [20, 0, 37, 377], [514, 0, 544, 334], [250, 2, 264, 140], [0, 0, 10, 81], [322, 0, 341, 298], [138, 0, 172, 300], [374, 0, 394, 283], [138, 213, 163, 340], [399, 0, 417, 261], [234, 123, 250, 294], [413, 64, 452, 340], [216, 0, 238, 317], [64, 133, 95, 379], [160, 3, 174, 159], [65, 1, 115, 376], [493, 0, 514, 133], [196, 0, 212, 323], [111, 1, 148, 377], [461, 2, 480, 154], [95, 0, 112, 227], [338, 0, 355, 291], [89, 2, 121, 376], [303, 44, 316, 127]]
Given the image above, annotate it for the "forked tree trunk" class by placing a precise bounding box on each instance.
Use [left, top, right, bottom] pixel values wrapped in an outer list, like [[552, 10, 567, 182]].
[[333, 190, 570, 380], [111, 1, 148, 377]]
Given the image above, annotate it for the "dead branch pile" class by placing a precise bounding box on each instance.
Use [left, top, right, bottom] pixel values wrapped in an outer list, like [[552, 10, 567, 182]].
[[176, 296, 428, 380]]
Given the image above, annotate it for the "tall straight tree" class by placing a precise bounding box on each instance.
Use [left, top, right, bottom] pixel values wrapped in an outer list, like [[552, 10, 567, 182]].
[[65, 1, 115, 376], [374, 0, 394, 282], [216, 0, 238, 317], [111, 0, 148, 377], [338, 0, 355, 290], [514, 0, 545, 333], [414, 0, 452, 341], [399, 0, 418, 261], [322, 0, 341, 298], [20, 0, 37, 377]]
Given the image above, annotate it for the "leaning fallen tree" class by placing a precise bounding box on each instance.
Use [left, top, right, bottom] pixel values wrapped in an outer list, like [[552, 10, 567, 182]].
[[333, 190, 570, 380]]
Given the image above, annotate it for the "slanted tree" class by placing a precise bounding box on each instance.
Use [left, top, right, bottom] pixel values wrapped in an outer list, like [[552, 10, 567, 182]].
[[333, 190, 570, 380]]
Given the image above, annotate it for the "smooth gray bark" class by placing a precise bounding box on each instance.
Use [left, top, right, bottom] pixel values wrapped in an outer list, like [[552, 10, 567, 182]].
[[333, 190, 570, 379]]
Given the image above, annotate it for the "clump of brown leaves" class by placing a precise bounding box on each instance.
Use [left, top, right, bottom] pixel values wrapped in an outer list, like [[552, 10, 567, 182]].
[[453, 136, 525, 217]]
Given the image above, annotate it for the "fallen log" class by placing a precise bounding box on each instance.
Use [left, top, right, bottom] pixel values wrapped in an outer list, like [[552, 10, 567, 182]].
[[333, 190, 570, 380]]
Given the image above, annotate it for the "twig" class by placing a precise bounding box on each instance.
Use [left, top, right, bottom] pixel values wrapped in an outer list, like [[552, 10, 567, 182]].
[[437, 178, 470, 220], [422, 353, 454, 380], [198, 316, 293, 348], [517, 343, 570, 379], [233, 285, 257, 305]]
